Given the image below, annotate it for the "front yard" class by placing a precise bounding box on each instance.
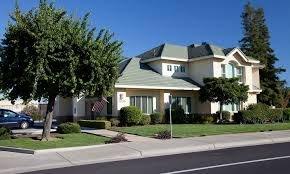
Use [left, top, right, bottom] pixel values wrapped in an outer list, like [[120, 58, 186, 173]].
[[0, 133, 109, 150], [111, 123, 290, 138]]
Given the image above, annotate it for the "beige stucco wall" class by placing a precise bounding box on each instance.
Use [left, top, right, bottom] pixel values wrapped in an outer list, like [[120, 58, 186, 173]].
[[189, 59, 213, 85], [54, 96, 73, 117], [252, 67, 260, 89]]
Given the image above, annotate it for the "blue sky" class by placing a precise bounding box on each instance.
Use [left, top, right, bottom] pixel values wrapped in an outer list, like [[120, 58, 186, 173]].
[[0, 0, 289, 85]]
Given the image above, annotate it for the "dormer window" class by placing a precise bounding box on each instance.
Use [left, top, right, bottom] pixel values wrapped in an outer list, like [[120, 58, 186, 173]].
[[174, 66, 179, 72], [180, 66, 185, 72], [167, 65, 172, 71]]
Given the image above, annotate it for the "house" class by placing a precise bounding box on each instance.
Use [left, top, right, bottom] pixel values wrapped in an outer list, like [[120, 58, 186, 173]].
[[54, 42, 263, 122]]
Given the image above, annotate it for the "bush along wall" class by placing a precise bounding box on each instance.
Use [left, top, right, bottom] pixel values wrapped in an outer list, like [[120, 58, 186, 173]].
[[120, 106, 142, 126], [236, 103, 284, 124]]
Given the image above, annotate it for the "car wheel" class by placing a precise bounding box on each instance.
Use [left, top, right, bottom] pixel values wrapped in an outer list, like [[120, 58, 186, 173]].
[[20, 121, 29, 129]]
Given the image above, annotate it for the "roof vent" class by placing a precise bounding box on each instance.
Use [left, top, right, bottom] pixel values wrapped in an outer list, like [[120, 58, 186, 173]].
[[188, 43, 200, 48], [201, 42, 208, 45]]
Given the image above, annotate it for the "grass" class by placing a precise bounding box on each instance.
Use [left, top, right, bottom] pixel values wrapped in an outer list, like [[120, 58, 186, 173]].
[[111, 123, 290, 138], [0, 133, 109, 150]]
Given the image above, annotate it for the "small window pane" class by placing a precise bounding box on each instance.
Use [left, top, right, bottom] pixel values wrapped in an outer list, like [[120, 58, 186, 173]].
[[174, 66, 179, 72], [142, 96, 147, 113], [148, 97, 153, 114], [187, 97, 192, 113], [181, 66, 185, 72], [167, 65, 172, 71], [136, 96, 141, 109], [130, 96, 135, 106]]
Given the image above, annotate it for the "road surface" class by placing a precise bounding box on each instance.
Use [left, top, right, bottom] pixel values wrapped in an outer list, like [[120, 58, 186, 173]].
[[24, 142, 290, 174]]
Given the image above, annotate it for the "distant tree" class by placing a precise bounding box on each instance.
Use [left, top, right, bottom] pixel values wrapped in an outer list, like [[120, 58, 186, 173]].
[[199, 77, 249, 121], [0, 0, 122, 140], [239, 2, 286, 107]]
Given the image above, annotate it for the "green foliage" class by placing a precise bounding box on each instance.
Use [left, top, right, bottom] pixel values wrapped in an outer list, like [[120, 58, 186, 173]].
[[150, 112, 162, 124], [283, 108, 290, 121], [120, 106, 142, 126], [239, 2, 285, 107], [199, 77, 249, 120], [238, 104, 283, 124], [139, 114, 151, 125], [21, 105, 43, 121], [109, 118, 120, 127], [57, 122, 81, 134], [165, 106, 187, 124], [0, 127, 12, 140], [78, 120, 111, 129], [193, 114, 215, 124], [0, 1, 122, 138], [216, 111, 231, 121]]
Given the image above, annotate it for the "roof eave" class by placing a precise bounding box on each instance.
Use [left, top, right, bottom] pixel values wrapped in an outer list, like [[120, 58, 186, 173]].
[[115, 84, 200, 91]]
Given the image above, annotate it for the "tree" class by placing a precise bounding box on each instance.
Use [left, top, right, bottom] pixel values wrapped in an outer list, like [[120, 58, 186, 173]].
[[199, 77, 249, 121], [239, 2, 286, 107], [0, 0, 122, 140]]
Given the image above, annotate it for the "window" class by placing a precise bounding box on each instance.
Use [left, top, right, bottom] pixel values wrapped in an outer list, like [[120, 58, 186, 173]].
[[107, 97, 112, 115], [3, 110, 17, 117], [222, 102, 240, 112], [171, 96, 192, 113], [236, 67, 243, 82], [180, 66, 185, 72], [167, 65, 172, 71], [221, 64, 226, 78], [130, 96, 154, 114], [174, 66, 179, 72]]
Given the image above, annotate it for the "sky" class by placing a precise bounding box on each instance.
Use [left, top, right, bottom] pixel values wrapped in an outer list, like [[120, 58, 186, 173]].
[[0, 0, 289, 85]]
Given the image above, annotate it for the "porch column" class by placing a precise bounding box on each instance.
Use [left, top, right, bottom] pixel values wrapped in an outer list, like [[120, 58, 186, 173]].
[[116, 91, 128, 114], [163, 92, 171, 110]]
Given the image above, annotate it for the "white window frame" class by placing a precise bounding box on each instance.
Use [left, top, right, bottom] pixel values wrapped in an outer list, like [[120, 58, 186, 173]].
[[221, 64, 226, 78], [174, 66, 179, 72], [167, 65, 172, 71], [180, 66, 185, 72], [129, 96, 155, 114]]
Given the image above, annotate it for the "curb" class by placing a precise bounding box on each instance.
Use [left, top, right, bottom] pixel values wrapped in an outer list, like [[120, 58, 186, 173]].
[[0, 146, 35, 154]]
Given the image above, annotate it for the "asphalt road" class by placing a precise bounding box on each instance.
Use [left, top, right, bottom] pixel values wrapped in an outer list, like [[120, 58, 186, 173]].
[[24, 142, 290, 174]]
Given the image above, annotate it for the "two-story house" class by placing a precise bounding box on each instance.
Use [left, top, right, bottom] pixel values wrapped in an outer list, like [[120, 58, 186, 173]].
[[54, 43, 263, 122]]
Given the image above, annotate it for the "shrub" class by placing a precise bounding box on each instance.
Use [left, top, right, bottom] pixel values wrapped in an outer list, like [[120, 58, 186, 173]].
[[139, 114, 151, 125], [110, 118, 120, 127], [78, 120, 111, 129], [233, 112, 243, 123], [193, 114, 215, 124], [120, 106, 142, 126], [283, 108, 290, 121], [21, 105, 43, 121], [95, 116, 109, 121], [150, 112, 162, 124], [239, 104, 284, 124], [165, 106, 187, 124], [0, 127, 12, 140], [155, 130, 171, 139], [216, 111, 231, 121], [57, 122, 81, 134], [105, 133, 128, 144]]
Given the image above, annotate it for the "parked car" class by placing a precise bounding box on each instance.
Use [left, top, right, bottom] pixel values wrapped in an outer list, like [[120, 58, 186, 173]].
[[0, 109, 34, 129]]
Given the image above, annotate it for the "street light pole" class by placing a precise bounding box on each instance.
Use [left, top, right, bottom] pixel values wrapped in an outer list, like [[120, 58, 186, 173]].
[[169, 95, 173, 139]]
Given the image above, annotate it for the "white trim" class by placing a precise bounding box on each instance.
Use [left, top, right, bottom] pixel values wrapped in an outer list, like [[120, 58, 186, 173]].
[[115, 84, 200, 91], [227, 47, 260, 64]]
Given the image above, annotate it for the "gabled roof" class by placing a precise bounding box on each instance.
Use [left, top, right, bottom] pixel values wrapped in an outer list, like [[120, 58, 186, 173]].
[[137, 43, 260, 63], [116, 58, 200, 90]]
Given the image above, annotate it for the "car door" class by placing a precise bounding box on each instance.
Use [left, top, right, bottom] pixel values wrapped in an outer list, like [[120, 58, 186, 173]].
[[2, 110, 19, 128], [0, 110, 6, 127]]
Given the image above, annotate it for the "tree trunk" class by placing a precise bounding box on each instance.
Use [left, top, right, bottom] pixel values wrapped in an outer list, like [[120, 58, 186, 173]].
[[219, 102, 223, 122], [41, 95, 56, 141]]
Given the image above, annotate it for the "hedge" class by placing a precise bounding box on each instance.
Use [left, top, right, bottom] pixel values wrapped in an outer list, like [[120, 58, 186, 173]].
[[57, 122, 81, 134], [139, 115, 151, 125], [150, 112, 162, 124], [78, 120, 111, 129], [120, 106, 142, 126], [283, 108, 290, 121], [0, 127, 11, 140], [235, 104, 284, 124]]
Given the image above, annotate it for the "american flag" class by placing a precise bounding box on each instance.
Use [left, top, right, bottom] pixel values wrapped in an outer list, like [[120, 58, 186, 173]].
[[92, 97, 109, 113]]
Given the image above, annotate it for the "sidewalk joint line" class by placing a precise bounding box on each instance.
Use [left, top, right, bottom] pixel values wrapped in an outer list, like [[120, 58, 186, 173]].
[[119, 144, 143, 156], [56, 152, 75, 165]]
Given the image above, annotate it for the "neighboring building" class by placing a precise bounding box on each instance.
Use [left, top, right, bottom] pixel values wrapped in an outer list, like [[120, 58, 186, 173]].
[[54, 42, 263, 122]]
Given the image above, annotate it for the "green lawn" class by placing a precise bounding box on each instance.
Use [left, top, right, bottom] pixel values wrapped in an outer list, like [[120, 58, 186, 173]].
[[0, 133, 109, 150], [111, 123, 290, 138]]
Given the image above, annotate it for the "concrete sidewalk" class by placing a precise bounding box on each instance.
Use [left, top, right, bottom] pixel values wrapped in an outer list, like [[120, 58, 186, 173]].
[[1, 130, 290, 174]]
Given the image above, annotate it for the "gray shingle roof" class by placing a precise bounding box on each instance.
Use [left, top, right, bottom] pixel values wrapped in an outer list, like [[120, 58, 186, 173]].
[[137, 43, 257, 61], [116, 58, 200, 90]]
